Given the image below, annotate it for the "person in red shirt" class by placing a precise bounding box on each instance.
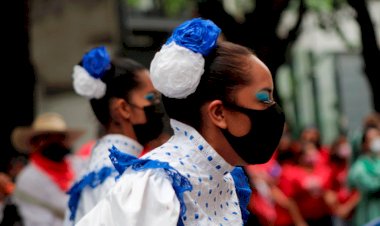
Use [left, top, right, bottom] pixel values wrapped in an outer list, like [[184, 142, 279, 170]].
[[277, 141, 333, 226], [325, 135, 360, 226], [245, 154, 278, 226], [246, 150, 307, 226], [300, 126, 330, 164]]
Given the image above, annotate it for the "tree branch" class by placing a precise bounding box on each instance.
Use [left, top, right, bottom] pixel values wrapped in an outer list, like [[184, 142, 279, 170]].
[[348, 0, 380, 112], [347, 0, 380, 75], [196, 0, 243, 43], [284, 0, 306, 46]]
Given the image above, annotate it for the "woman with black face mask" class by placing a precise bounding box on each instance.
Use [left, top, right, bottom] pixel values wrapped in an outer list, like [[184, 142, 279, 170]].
[[11, 112, 84, 226], [77, 18, 285, 226], [65, 46, 165, 225]]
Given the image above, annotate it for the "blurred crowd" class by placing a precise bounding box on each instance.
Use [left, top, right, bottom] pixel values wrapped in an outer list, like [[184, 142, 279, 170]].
[[246, 113, 380, 226]]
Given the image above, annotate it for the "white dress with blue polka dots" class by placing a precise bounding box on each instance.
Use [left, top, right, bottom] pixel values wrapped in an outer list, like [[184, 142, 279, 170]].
[[64, 134, 143, 225], [76, 120, 245, 226]]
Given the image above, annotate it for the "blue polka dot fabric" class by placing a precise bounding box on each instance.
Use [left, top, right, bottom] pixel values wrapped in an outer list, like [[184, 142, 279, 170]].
[[143, 119, 246, 225], [88, 134, 143, 172]]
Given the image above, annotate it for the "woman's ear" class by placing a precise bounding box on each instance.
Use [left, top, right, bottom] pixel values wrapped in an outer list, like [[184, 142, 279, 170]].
[[206, 100, 227, 129], [110, 98, 132, 122]]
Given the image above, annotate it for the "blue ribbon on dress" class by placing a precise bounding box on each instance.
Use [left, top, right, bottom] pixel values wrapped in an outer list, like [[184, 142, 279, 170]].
[[109, 146, 193, 226], [67, 166, 115, 221], [231, 167, 252, 224]]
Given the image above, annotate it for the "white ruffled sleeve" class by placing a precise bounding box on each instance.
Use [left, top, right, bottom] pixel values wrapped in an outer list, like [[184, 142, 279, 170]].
[[76, 168, 180, 226]]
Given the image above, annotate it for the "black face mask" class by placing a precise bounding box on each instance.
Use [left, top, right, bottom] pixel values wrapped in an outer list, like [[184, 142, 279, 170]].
[[133, 104, 164, 146], [40, 143, 71, 162], [221, 103, 285, 165]]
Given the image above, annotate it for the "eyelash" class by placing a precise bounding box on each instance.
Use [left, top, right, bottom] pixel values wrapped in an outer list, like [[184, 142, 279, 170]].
[[262, 99, 275, 105]]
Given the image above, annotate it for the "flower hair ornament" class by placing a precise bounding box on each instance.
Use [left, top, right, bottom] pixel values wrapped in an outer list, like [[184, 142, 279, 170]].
[[150, 18, 221, 99], [72, 46, 111, 99]]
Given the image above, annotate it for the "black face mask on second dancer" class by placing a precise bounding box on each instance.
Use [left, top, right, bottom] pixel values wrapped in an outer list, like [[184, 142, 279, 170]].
[[221, 103, 285, 164], [132, 103, 165, 146]]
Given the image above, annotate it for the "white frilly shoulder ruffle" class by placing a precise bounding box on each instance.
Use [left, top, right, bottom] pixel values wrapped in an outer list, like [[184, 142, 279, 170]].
[[76, 168, 180, 226]]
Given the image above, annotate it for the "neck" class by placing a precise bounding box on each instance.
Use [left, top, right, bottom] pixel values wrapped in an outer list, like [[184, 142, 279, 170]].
[[107, 121, 137, 140], [201, 124, 244, 166]]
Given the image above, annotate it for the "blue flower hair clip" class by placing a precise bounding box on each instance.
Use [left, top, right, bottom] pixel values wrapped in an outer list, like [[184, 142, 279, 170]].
[[150, 18, 221, 99], [166, 18, 221, 56], [82, 46, 111, 79], [72, 46, 111, 99]]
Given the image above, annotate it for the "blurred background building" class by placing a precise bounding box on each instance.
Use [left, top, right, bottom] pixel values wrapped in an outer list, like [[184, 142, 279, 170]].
[[3, 0, 380, 170]]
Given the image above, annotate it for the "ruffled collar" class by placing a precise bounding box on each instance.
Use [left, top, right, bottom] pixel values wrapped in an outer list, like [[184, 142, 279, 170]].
[[142, 120, 246, 224], [169, 119, 234, 177], [96, 134, 143, 157]]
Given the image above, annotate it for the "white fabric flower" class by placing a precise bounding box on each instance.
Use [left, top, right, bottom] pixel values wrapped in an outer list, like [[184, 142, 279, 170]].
[[72, 65, 106, 99], [150, 43, 205, 99]]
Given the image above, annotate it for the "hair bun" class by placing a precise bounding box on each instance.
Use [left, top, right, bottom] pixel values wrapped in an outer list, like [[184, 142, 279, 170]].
[[149, 18, 221, 99], [72, 46, 111, 99]]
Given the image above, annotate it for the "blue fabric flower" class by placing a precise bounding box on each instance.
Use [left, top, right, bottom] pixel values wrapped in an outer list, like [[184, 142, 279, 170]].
[[82, 46, 111, 79], [166, 18, 221, 56]]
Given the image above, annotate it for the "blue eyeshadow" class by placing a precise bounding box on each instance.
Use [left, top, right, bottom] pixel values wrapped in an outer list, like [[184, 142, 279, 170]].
[[256, 91, 270, 102], [144, 93, 155, 101]]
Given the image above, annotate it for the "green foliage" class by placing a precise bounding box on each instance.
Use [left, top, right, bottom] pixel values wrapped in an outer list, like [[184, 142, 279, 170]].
[[163, 0, 189, 17], [126, 0, 139, 7], [305, 0, 347, 12], [126, 0, 191, 17], [306, 0, 334, 12]]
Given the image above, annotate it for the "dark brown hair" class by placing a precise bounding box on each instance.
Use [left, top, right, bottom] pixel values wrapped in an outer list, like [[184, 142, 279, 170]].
[[83, 58, 146, 126], [162, 41, 253, 130]]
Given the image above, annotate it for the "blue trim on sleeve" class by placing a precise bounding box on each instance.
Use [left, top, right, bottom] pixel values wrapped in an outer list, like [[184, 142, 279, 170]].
[[67, 166, 115, 221], [231, 167, 252, 224], [109, 146, 193, 225]]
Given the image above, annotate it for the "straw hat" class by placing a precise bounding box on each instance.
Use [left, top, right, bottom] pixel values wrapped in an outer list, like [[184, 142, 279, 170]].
[[11, 112, 85, 153]]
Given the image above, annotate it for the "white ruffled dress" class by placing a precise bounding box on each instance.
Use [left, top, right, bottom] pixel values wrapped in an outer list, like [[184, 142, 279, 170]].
[[76, 120, 251, 226]]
